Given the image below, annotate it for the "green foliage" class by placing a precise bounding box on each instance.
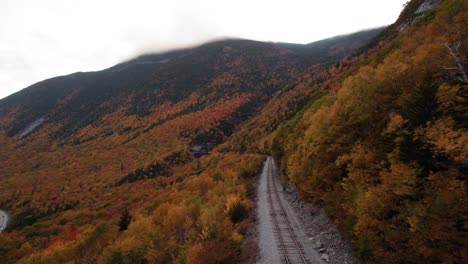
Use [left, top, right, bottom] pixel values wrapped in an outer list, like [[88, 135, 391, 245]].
[[88, 222, 110, 243], [117, 161, 169, 185], [107, 248, 146, 264], [228, 201, 249, 224], [357, 236, 373, 260], [238, 159, 262, 179], [74, 222, 115, 263], [10, 201, 79, 230], [107, 249, 125, 264], [10, 208, 41, 229]]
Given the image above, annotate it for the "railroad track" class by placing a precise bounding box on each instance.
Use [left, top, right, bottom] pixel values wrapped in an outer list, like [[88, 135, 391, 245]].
[[266, 157, 310, 264]]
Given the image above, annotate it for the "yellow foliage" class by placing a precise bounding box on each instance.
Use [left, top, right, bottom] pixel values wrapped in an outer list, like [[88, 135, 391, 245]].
[[415, 118, 468, 162]]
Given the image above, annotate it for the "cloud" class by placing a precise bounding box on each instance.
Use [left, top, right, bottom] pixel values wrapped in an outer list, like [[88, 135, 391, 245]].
[[0, 0, 408, 99]]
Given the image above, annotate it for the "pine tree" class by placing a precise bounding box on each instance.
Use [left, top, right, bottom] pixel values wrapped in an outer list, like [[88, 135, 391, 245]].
[[119, 208, 132, 231]]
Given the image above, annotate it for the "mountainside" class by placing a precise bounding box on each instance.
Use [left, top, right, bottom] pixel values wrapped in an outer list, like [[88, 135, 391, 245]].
[[0, 32, 382, 143], [0, 29, 381, 263], [271, 0, 467, 262], [0, 0, 466, 263]]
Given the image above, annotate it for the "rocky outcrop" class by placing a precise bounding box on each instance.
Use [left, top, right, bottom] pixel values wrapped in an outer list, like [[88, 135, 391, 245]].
[[19, 117, 45, 139], [415, 0, 443, 14], [398, 0, 443, 32]]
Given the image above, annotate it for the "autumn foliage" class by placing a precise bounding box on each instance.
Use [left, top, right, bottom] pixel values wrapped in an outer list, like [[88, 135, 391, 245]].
[[272, 1, 467, 262], [0, 0, 465, 263]]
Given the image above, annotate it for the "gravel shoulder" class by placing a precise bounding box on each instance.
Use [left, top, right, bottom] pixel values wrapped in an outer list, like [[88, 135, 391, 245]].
[[256, 157, 358, 264], [275, 164, 358, 264]]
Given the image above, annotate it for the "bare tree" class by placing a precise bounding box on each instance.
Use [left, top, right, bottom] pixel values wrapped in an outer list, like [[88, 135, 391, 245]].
[[442, 31, 467, 84]]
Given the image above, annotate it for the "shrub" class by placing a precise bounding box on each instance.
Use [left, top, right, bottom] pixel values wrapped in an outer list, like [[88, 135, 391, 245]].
[[238, 160, 261, 179], [228, 202, 248, 224]]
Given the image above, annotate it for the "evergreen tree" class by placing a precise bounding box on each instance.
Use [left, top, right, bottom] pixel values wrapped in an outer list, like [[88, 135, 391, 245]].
[[119, 208, 132, 231]]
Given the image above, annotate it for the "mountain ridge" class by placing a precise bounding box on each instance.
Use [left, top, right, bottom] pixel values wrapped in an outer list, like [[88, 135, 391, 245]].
[[0, 0, 466, 263], [0, 30, 381, 143]]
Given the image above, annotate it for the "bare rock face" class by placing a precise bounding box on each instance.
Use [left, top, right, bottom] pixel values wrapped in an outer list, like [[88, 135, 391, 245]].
[[398, 21, 412, 32], [398, 0, 443, 32], [19, 117, 45, 139], [415, 0, 443, 15]]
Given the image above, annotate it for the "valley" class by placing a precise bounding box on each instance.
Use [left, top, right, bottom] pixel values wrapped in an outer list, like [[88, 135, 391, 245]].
[[0, 0, 466, 263]]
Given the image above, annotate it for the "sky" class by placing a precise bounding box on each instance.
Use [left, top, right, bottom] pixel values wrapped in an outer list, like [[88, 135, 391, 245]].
[[0, 0, 408, 99]]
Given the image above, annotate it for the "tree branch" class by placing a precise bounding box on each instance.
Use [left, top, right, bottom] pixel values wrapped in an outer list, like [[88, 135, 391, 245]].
[[443, 41, 467, 83]]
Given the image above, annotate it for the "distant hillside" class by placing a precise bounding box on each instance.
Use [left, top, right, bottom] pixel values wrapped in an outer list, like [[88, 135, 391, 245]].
[[0, 29, 380, 263]]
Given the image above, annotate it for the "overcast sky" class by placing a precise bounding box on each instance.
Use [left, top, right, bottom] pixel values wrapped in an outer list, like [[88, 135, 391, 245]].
[[0, 0, 408, 99]]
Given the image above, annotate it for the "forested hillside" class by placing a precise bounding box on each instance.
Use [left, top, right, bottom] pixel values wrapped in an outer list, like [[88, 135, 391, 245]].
[[0, 0, 466, 263], [271, 0, 467, 262], [0, 26, 380, 262]]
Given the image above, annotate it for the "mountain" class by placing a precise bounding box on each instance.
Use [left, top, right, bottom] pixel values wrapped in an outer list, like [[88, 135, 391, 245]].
[[0, 0, 466, 263], [0, 32, 382, 142], [0, 29, 381, 263]]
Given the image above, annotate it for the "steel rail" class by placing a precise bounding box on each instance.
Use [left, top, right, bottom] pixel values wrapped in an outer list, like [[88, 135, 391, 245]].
[[267, 157, 291, 264], [268, 157, 308, 264], [267, 157, 309, 264]]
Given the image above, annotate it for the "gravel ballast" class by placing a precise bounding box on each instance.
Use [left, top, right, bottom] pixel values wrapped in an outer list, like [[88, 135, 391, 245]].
[[256, 157, 358, 264]]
